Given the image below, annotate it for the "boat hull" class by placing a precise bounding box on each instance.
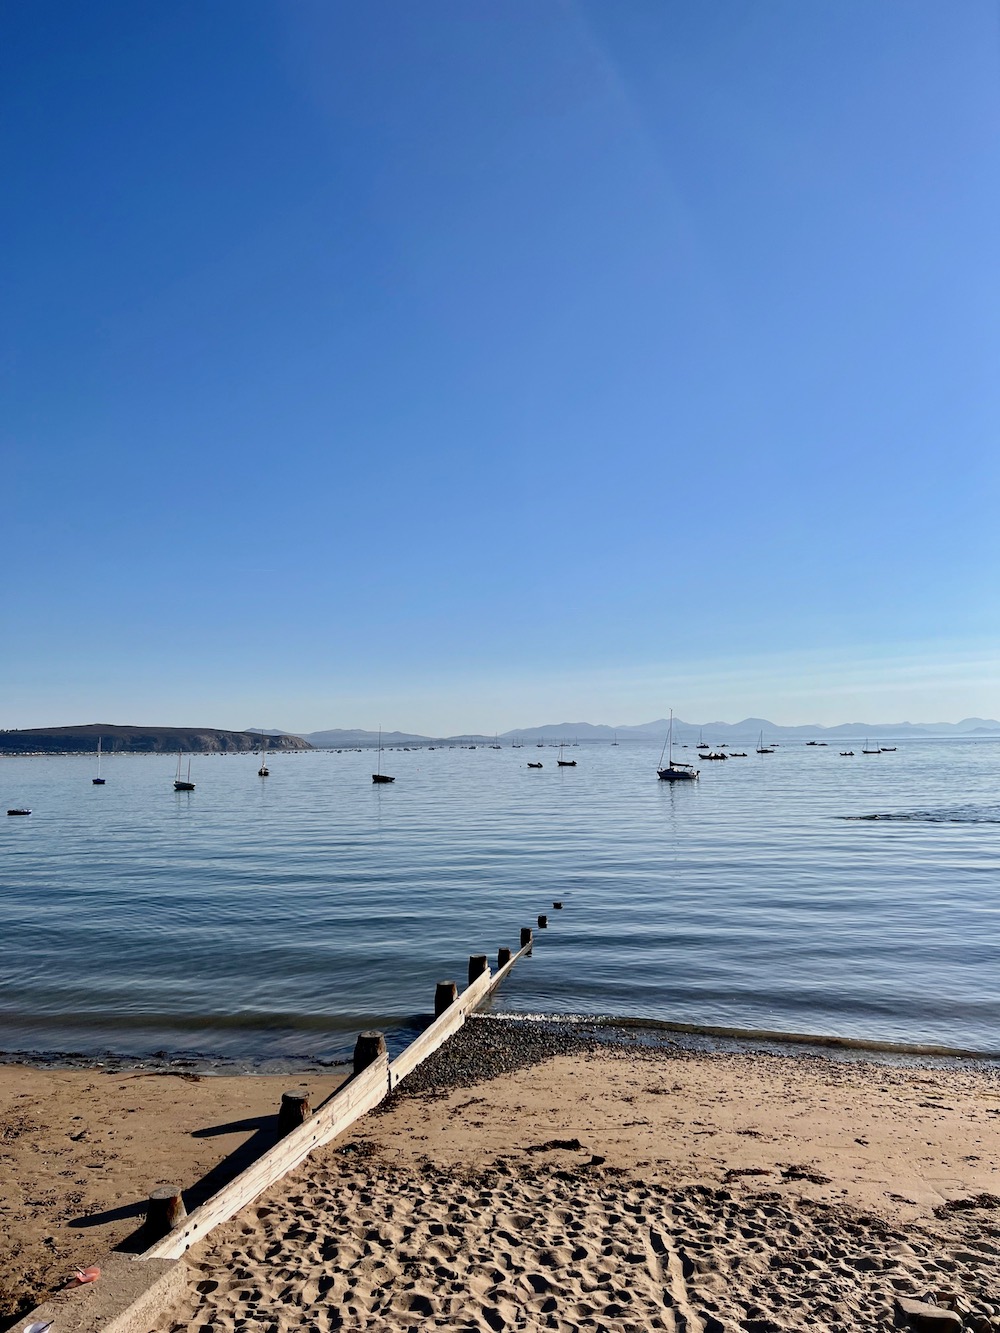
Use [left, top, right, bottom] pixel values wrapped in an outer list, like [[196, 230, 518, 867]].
[[657, 767, 698, 782], [372, 774, 395, 783]]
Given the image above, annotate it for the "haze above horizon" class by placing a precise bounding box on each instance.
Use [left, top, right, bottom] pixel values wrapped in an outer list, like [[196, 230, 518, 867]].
[[4, 2, 998, 734]]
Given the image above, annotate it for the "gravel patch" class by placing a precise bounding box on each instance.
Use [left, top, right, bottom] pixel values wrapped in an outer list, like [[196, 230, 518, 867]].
[[386, 1014, 640, 1100]]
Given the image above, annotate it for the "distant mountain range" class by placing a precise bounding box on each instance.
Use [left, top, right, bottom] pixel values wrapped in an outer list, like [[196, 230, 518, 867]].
[[498, 717, 1000, 742], [248, 717, 1000, 746]]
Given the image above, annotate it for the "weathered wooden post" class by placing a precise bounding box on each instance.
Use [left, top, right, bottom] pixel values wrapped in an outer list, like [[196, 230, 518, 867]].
[[146, 1185, 186, 1239], [278, 1091, 311, 1135], [468, 954, 488, 985], [520, 926, 533, 948], [353, 1030, 387, 1075], [537, 914, 548, 929], [434, 981, 458, 1017], [497, 946, 512, 968]]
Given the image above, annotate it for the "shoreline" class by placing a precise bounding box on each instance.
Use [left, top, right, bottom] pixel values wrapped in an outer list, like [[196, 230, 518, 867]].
[[4, 1017, 1000, 1330], [3, 1008, 998, 1076]]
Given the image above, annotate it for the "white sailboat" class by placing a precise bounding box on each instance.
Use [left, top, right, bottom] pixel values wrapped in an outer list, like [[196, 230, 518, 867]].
[[756, 730, 774, 755], [657, 711, 699, 782], [258, 742, 269, 777], [92, 736, 106, 785]]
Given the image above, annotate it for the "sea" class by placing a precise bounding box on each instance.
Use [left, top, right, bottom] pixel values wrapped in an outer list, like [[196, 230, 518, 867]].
[[2, 738, 998, 1068]]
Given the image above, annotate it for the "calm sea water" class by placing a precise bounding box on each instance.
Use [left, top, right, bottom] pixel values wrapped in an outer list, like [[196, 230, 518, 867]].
[[2, 739, 998, 1064]]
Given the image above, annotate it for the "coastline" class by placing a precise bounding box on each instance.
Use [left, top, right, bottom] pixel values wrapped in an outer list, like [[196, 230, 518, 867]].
[[4, 1017, 1000, 1331]]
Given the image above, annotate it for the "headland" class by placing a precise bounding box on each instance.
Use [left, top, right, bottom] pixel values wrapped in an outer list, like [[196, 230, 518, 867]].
[[0, 724, 312, 754]]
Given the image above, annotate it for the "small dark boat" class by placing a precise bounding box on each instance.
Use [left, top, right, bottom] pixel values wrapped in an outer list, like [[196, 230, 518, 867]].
[[840, 750, 854, 756], [372, 726, 394, 783], [755, 730, 774, 754], [556, 745, 576, 766], [862, 739, 880, 754], [93, 736, 106, 784], [7, 808, 31, 816], [728, 751, 748, 757], [174, 753, 195, 791], [527, 761, 543, 768], [701, 751, 727, 760], [880, 746, 896, 752]]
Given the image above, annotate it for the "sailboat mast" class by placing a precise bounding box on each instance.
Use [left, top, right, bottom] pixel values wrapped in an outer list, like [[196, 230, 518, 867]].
[[658, 711, 672, 770]]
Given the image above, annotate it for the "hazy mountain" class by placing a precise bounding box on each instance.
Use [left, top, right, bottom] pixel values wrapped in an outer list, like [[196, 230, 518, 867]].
[[501, 717, 1000, 742], [248, 717, 1000, 748], [303, 728, 496, 747]]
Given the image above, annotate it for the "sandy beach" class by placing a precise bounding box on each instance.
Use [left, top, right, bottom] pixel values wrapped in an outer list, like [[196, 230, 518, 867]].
[[0, 1063, 345, 1327], [4, 1021, 1000, 1331]]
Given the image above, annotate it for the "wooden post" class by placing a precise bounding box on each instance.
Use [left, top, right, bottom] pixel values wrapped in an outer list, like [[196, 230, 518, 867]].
[[520, 926, 533, 948], [278, 1091, 311, 1135], [497, 946, 512, 968], [434, 981, 458, 1017], [353, 1030, 387, 1076], [468, 954, 488, 985], [537, 914, 548, 929], [146, 1185, 187, 1239]]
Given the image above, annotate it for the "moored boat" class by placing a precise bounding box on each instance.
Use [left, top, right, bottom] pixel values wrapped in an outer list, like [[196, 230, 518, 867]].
[[657, 711, 699, 782], [372, 727, 395, 783], [174, 753, 195, 790]]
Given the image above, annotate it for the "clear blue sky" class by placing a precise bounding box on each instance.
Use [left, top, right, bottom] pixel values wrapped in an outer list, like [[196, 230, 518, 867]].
[[4, 1, 999, 732]]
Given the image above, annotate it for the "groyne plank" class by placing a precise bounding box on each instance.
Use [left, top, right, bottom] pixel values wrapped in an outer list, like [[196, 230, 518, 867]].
[[144, 1055, 390, 1260]]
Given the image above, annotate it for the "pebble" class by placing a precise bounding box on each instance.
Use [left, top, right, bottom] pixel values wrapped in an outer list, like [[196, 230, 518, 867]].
[[389, 1016, 638, 1098]]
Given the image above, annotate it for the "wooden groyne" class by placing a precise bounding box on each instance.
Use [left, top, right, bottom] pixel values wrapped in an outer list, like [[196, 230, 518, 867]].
[[12, 925, 541, 1332]]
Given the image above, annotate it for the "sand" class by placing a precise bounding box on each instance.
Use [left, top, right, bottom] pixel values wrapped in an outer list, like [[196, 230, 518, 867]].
[[145, 1036, 1000, 1333], [4, 1031, 1000, 1333], [0, 1063, 345, 1325]]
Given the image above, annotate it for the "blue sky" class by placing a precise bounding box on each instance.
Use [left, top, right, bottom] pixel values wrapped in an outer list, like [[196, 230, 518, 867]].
[[4, 1, 999, 732]]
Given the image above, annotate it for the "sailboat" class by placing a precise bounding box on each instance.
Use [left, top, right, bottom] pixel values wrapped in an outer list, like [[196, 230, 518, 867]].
[[258, 743, 269, 777], [174, 753, 195, 791], [372, 727, 394, 783], [92, 736, 106, 785], [611, 732, 618, 746], [556, 743, 577, 767], [657, 711, 699, 782], [862, 739, 881, 754], [756, 731, 774, 755]]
